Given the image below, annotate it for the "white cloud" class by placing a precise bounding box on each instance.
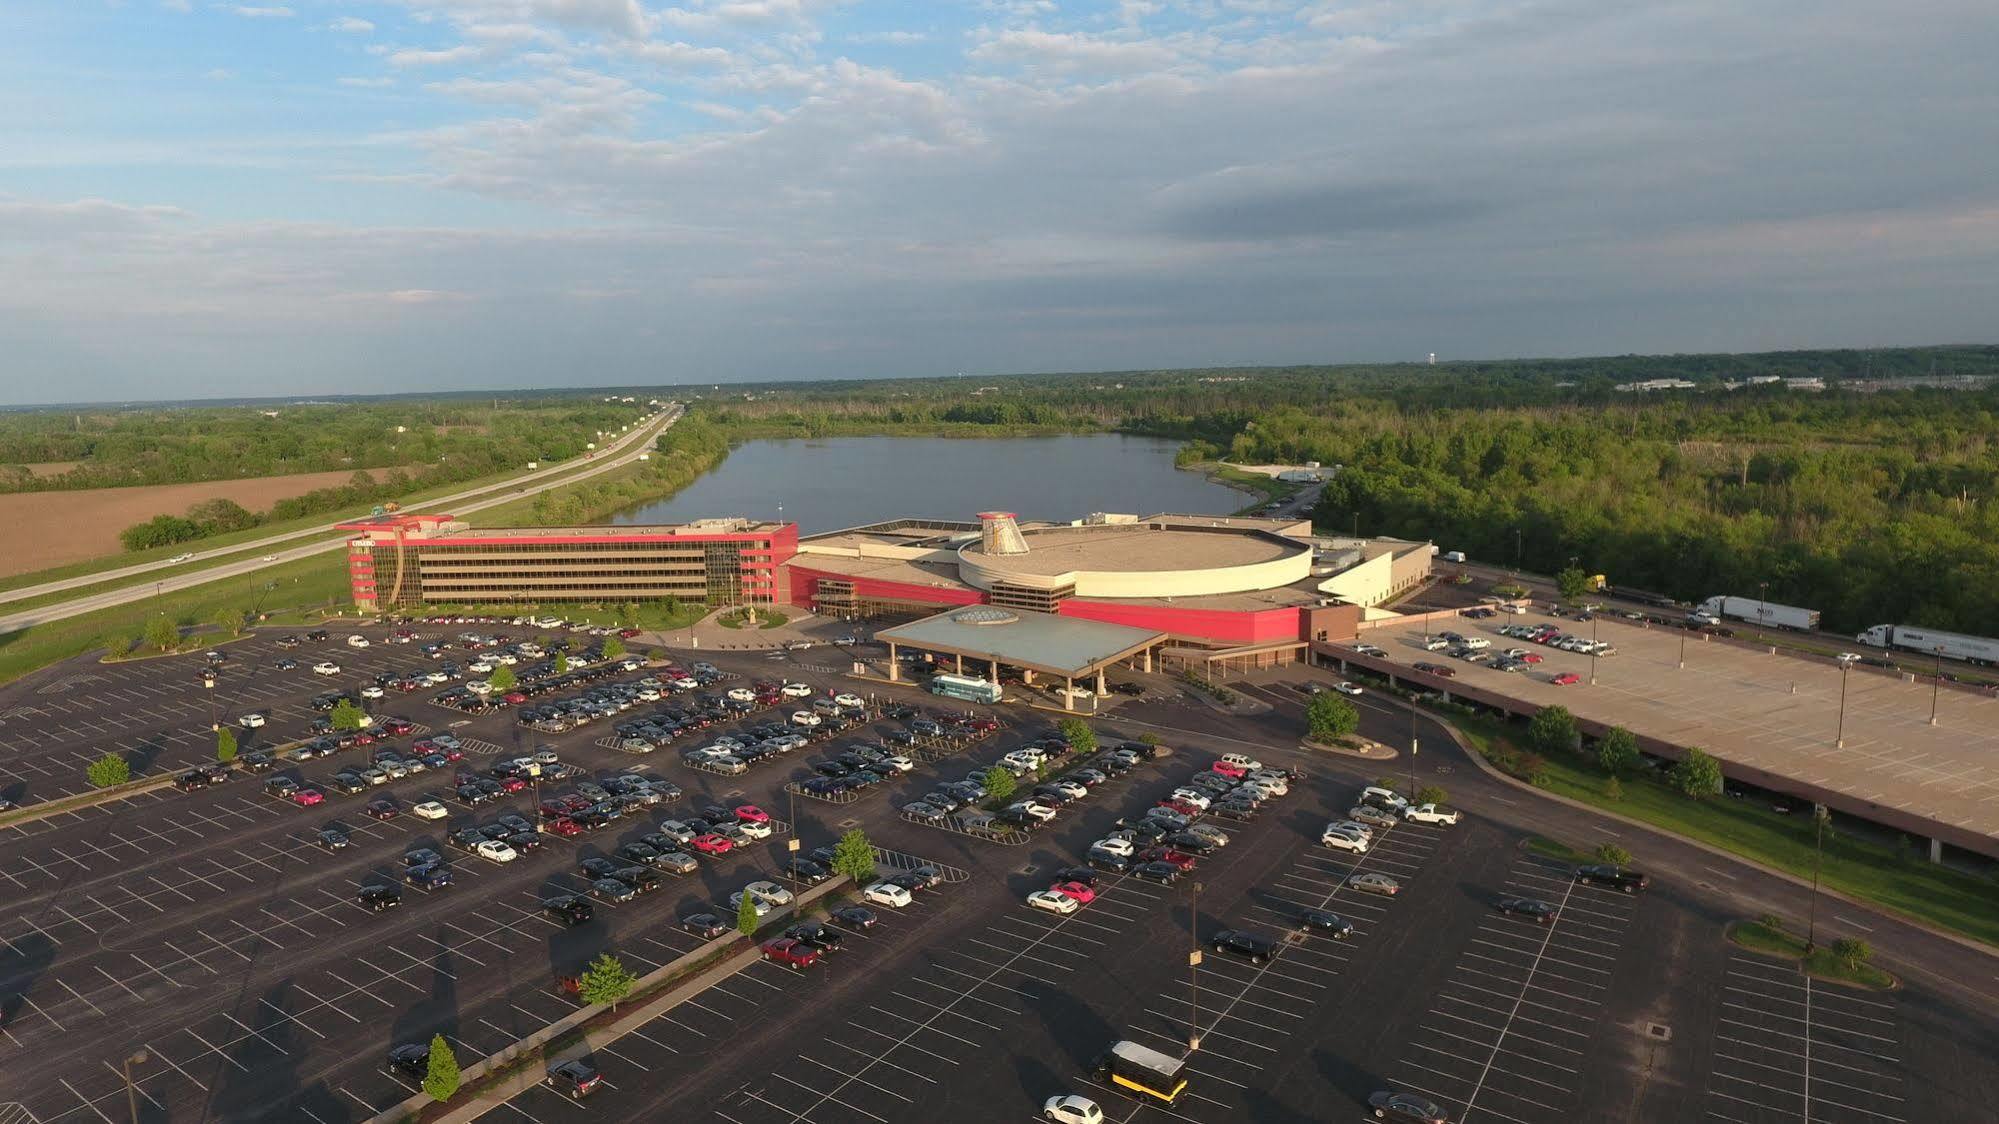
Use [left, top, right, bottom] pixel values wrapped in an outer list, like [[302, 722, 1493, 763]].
[[388, 45, 484, 66], [338, 75, 397, 87], [969, 28, 1183, 72], [327, 17, 376, 33], [848, 30, 926, 45], [160, 0, 193, 12], [204, 67, 234, 80], [229, 5, 296, 17]]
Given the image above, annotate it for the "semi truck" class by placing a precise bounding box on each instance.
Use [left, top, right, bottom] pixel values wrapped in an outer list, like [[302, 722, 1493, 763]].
[[1692, 595, 1820, 631], [1856, 624, 1999, 666]]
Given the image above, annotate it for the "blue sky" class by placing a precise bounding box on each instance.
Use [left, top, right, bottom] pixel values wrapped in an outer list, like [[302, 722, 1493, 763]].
[[2, 1, 1996, 404]]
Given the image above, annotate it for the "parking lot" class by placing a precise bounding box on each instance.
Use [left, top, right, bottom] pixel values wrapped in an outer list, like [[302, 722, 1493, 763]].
[[2, 619, 1996, 1124]]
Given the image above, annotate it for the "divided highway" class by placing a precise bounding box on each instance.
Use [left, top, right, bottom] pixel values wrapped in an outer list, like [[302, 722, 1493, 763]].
[[0, 405, 682, 636]]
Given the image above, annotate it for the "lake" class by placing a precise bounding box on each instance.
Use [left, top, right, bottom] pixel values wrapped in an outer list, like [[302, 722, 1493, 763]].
[[608, 434, 1248, 533]]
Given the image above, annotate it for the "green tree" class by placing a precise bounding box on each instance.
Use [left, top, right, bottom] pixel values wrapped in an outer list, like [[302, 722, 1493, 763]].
[[554, 653, 570, 676], [1595, 843, 1632, 868], [216, 725, 238, 764], [1830, 937, 1872, 968], [1671, 747, 1724, 799], [213, 607, 247, 637], [982, 764, 1017, 805], [489, 665, 516, 693], [603, 635, 626, 660], [1603, 776, 1625, 801], [578, 952, 637, 1011], [1529, 705, 1578, 756], [144, 614, 180, 653], [620, 601, 640, 627], [736, 890, 761, 938], [1597, 727, 1640, 776], [830, 827, 877, 885], [422, 1034, 460, 1102], [1306, 692, 1360, 742], [1057, 717, 1096, 757], [103, 632, 138, 658], [1556, 567, 1591, 601], [87, 753, 130, 788], [1415, 785, 1447, 807], [330, 699, 366, 731]]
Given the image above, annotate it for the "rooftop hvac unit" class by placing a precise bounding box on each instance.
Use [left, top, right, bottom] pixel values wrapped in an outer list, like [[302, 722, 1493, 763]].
[[977, 512, 1029, 556]]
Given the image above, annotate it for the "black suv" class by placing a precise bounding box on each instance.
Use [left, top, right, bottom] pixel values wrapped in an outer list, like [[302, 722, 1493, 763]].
[[385, 1043, 429, 1080], [1211, 928, 1280, 963], [784, 921, 843, 953], [542, 896, 595, 926], [1573, 864, 1649, 893], [357, 884, 402, 912]]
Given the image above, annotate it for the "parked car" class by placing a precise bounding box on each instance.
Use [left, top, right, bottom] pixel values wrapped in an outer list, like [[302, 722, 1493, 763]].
[[1494, 897, 1560, 923], [1210, 928, 1280, 964], [1367, 1090, 1450, 1122], [1573, 865, 1650, 893]]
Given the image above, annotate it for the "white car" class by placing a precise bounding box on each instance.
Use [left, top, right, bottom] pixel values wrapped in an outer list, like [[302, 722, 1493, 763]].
[[1326, 819, 1374, 841], [863, 882, 913, 909], [346, 635, 370, 648], [881, 755, 916, 773], [1168, 788, 1213, 811], [237, 713, 266, 728], [736, 820, 773, 840], [833, 693, 864, 709], [671, 676, 698, 690], [1403, 803, 1463, 826], [1462, 637, 1490, 650], [1334, 682, 1363, 696], [360, 685, 385, 699], [412, 801, 448, 820], [1008, 801, 1057, 823], [474, 840, 518, 863], [1353, 644, 1388, 658], [1027, 889, 1080, 915], [261, 554, 278, 562], [790, 711, 822, 728], [742, 880, 794, 907], [1043, 1096, 1104, 1124], [1056, 685, 1095, 701], [493, 653, 518, 665], [1093, 836, 1136, 857], [1360, 785, 1408, 811], [312, 661, 341, 676], [786, 640, 814, 651], [170, 552, 195, 563], [1046, 779, 1088, 800], [725, 687, 756, 703], [1321, 831, 1369, 854], [781, 682, 813, 698]]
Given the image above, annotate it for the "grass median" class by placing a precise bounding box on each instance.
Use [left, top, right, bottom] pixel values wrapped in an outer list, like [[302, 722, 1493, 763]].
[[1448, 712, 1999, 949], [1728, 918, 1897, 989]]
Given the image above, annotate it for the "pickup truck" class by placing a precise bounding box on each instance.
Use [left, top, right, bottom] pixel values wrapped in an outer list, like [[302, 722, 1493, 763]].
[[1573, 864, 1650, 893], [1402, 803, 1461, 825]]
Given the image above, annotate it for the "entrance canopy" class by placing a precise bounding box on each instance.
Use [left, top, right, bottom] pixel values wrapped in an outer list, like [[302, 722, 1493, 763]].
[[877, 607, 1165, 682]]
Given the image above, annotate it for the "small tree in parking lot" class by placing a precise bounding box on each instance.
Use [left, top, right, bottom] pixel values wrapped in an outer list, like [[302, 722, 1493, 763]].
[[216, 726, 238, 764], [1057, 718, 1096, 757], [982, 764, 1018, 805], [330, 699, 366, 731], [1831, 937, 1872, 969], [554, 653, 570, 676], [488, 665, 516, 694], [1306, 692, 1359, 742], [144, 614, 180, 653], [422, 1034, 460, 1102], [1594, 843, 1632, 868], [1671, 747, 1724, 800], [1415, 785, 1447, 807], [603, 635, 627, 660], [579, 952, 637, 1011], [1529, 705, 1578, 756], [213, 607, 247, 638], [87, 754, 130, 788], [830, 827, 877, 885], [1597, 727, 1640, 776], [1556, 567, 1592, 602], [736, 891, 761, 938]]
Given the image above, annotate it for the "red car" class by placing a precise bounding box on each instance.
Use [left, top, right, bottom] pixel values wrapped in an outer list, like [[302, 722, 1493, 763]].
[[1140, 848, 1197, 871], [441, 747, 465, 762], [290, 788, 325, 807], [365, 799, 399, 820], [1551, 673, 1582, 686], [760, 938, 821, 970], [968, 717, 1000, 732], [1211, 760, 1247, 779], [559, 794, 593, 813], [380, 718, 414, 735], [497, 776, 529, 794], [1049, 880, 1096, 904], [690, 833, 733, 856], [503, 691, 528, 705], [1156, 799, 1204, 819], [1517, 652, 1543, 664], [352, 731, 378, 747], [733, 804, 771, 824], [542, 817, 583, 837], [618, 628, 641, 639], [414, 739, 440, 754]]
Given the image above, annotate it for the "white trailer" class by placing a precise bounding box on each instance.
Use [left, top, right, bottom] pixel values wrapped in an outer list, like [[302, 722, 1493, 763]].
[[1695, 595, 1821, 631], [1856, 624, 1999, 666]]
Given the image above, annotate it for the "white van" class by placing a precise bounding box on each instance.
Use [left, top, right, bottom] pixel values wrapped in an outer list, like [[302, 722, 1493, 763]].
[[1442, 550, 1467, 563], [1219, 752, 1264, 772]]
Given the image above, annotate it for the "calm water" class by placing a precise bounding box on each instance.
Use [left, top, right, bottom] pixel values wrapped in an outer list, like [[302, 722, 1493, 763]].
[[609, 434, 1246, 533]]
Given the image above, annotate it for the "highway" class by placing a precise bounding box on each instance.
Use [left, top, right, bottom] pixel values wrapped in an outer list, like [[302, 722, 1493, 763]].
[[0, 405, 682, 635]]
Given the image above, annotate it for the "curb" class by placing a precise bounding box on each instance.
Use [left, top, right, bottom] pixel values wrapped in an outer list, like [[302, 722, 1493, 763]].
[[1300, 738, 1398, 761], [1422, 705, 1999, 962]]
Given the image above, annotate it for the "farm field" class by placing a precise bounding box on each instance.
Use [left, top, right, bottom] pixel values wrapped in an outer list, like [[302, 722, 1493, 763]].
[[0, 467, 411, 576]]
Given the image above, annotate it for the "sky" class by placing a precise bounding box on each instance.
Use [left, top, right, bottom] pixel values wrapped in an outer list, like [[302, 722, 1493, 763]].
[[2, 1, 1996, 405]]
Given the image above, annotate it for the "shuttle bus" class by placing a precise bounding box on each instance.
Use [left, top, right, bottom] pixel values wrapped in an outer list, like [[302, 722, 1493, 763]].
[[929, 673, 1002, 704], [1098, 1040, 1188, 1104]]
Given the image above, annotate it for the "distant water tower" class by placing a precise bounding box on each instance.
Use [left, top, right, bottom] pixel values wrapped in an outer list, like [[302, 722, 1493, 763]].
[[1428, 353, 1437, 365]]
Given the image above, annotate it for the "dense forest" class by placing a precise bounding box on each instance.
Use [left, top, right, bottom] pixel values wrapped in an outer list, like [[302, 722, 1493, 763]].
[[0, 399, 642, 493]]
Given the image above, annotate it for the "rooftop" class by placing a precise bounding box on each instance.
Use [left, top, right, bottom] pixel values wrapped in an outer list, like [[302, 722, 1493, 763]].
[[961, 522, 1304, 577], [878, 608, 1164, 677]]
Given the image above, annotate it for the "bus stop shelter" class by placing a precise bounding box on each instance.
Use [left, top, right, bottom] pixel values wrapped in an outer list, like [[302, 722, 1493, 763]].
[[876, 607, 1167, 711]]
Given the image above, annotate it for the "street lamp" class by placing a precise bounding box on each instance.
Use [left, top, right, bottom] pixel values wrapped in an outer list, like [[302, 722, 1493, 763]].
[[1930, 645, 1944, 726], [1834, 661, 1850, 748], [1513, 527, 1522, 575], [1408, 701, 1419, 798], [1759, 581, 1769, 633], [124, 1049, 149, 1124], [1678, 624, 1688, 670], [1187, 880, 1204, 1051], [1589, 614, 1600, 686], [1805, 803, 1829, 953]]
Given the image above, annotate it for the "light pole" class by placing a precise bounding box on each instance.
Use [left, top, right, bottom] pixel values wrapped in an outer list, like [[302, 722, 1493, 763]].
[[1678, 625, 1688, 670], [1835, 662, 1850, 748], [1187, 880, 1203, 1051], [1758, 581, 1769, 633], [1929, 645, 1944, 726], [1805, 803, 1829, 953], [124, 1049, 149, 1124], [1589, 614, 1600, 685], [1513, 528, 1522, 576], [1408, 700, 1419, 798]]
